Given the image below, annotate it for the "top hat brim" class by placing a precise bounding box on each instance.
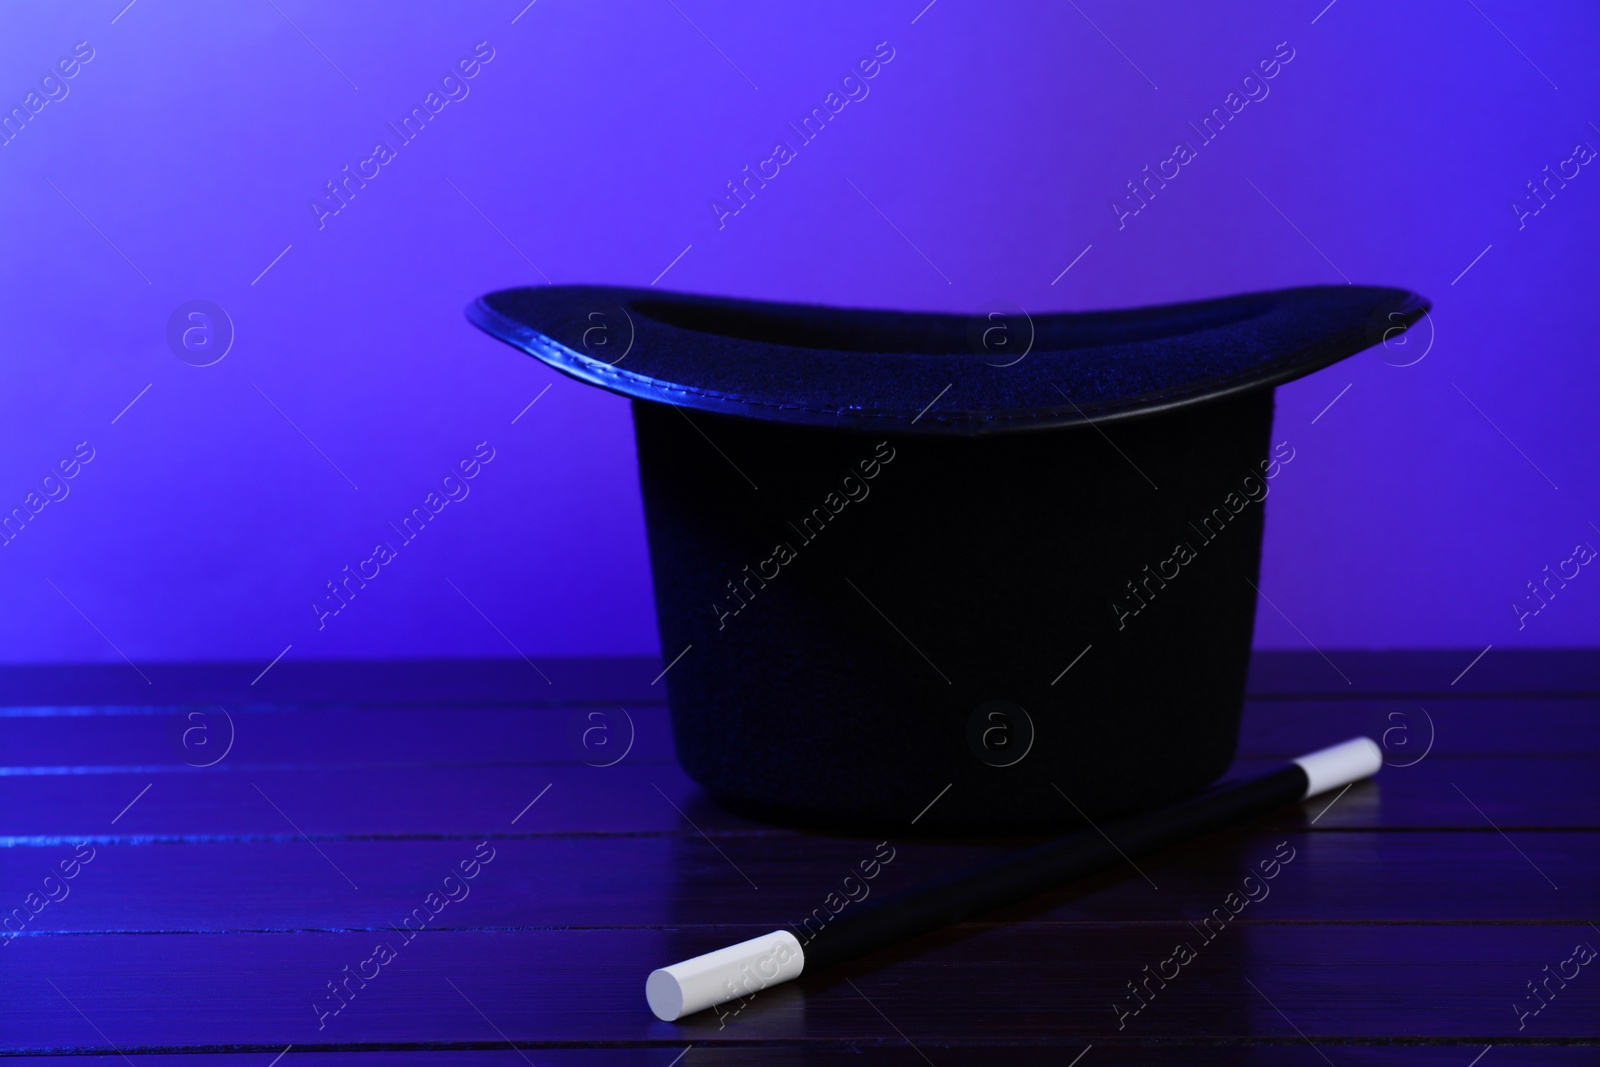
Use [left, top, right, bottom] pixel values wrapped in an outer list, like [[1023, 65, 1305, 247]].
[[467, 284, 1428, 436]]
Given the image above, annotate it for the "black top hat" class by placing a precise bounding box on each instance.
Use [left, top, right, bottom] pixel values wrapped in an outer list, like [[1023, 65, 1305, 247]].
[[469, 284, 1426, 834]]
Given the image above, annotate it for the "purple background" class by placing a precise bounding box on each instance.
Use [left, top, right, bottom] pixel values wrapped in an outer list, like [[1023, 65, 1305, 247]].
[[1, 0, 1595, 667]]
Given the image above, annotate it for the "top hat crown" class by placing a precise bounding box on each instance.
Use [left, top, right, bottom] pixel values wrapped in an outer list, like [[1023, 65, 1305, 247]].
[[468, 283, 1427, 833]]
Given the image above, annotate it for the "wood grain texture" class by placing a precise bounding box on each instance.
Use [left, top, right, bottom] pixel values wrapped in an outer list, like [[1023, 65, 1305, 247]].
[[0, 1053, 1591, 1066], [2, 754, 1593, 838], [5, 926, 1599, 1047], [0, 831, 1593, 933], [0, 651, 1596, 1060], [4, 695, 1594, 768], [2, 648, 1589, 707]]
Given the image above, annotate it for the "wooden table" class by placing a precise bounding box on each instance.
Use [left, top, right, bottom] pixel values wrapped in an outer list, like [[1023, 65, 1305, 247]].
[[2, 651, 1595, 1064]]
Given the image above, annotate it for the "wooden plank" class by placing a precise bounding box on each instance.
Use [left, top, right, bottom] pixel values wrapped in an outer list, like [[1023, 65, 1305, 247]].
[[3, 925, 1597, 1049], [1, 830, 1592, 936], [0, 650, 1591, 710], [0, 703, 675, 770], [1239, 697, 1600, 756], [0, 1048, 1591, 1065], [1, 755, 1594, 839], [0, 765, 723, 840], [0, 1049, 1592, 1066], [5, 696, 1595, 770], [1245, 649, 1600, 697], [0, 657, 663, 708]]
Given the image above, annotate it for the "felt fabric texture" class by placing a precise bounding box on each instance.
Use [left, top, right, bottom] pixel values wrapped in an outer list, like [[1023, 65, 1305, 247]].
[[466, 283, 1427, 833], [628, 394, 1272, 833], [468, 284, 1428, 435]]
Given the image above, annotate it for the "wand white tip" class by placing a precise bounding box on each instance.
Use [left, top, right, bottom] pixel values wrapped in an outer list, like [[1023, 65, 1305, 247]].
[[1293, 736, 1382, 799], [646, 929, 805, 1022]]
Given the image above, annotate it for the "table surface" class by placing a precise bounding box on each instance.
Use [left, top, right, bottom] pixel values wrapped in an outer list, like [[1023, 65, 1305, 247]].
[[2, 650, 1596, 1065]]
